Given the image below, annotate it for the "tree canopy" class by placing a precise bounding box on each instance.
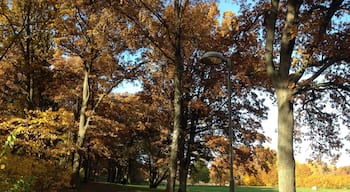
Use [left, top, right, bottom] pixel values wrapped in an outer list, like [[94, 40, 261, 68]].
[[0, 0, 349, 191]]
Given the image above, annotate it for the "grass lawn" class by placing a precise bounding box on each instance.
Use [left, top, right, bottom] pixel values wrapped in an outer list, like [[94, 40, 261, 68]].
[[186, 185, 277, 192], [183, 185, 349, 192], [148, 185, 349, 192], [296, 188, 349, 192], [80, 183, 349, 192]]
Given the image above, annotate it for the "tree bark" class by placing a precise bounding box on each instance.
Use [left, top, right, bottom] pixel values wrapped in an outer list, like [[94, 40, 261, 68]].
[[24, 4, 34, 110], [178, 112, 196, 192], [265, 0, 301, 191], [178, 134, 186, 192], [72, 66, 90, 186], [166, 53, 182, 192], [276, 87, 295, 192], [166, 1, 183, 191]]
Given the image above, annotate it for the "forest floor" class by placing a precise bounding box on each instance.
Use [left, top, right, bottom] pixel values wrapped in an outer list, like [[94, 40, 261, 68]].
[[79, 182, 120, 192]]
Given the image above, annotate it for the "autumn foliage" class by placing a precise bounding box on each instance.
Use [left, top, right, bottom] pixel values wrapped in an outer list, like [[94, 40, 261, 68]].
[[0, 109, 75, 191], [209, 147, 350, 189], [0, 0, 349, 191]]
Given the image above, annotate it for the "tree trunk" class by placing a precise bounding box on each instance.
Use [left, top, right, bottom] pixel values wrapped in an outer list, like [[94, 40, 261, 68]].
[[166, 0, 183, 191], [178, 135, 186, 192], [166, 60, 182, 192], [72, 67, 90, 186], [83, 158, 91, 183], [178, 113, 196, 192], [276, 87, 295, 192], [265, 0, 300, 191], [24, 7, 34, 110]]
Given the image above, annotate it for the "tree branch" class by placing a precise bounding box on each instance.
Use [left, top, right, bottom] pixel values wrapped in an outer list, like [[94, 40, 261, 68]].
[[294, 55, 348, 91], [317, 0, 344, 42], [296, 77, 350, 95], [264, 0, 279, 80], [116, 6, 175, 63], [279, 0, 301, 77], [139, 0, 174, 45]]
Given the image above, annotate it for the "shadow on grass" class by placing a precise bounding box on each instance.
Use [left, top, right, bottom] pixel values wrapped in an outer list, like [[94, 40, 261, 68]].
[[79, 183, 278, 192], [240, 186, 278, 192], [79, 182, 165, 192]]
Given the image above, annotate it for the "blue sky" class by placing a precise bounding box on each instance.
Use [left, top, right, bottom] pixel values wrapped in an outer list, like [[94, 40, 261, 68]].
[[218, 0, 240, 15]]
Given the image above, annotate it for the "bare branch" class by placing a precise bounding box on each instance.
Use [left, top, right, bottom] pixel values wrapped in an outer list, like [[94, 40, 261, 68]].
[[294, 55, 348, 91]]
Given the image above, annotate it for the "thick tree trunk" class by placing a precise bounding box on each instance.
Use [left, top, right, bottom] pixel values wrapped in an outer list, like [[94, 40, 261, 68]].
[[276, 88, 295, 192], [265, 1, 300, 191]]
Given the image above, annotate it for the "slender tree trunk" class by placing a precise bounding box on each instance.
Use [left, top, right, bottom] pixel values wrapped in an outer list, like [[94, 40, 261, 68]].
[[24, 6, 34, 110], [178, 108, 187, 192], [167, 58, 182, 192], [83, 157, 90, 183], [72, 67, 90, 186], [178, 134, 186, 192], [276, 87, 295, 192], [178, 113, 196, 192], [178, 139, 190, 192], [166, 0, 183, 191]]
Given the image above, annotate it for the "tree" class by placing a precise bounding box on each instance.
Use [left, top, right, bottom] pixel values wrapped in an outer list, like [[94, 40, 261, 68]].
[[107, 93, 170, 187], [54, 1, 144, 185], [0, 109, 76, 191], [167, 1, 184, 191], [263, 0, 349, 191], [113, 1, 189, 191], [0, 0, 58, 113], [239, 147, 277, 186], [171, 2, 270, 191], [121, 2, 270, 191], [189, 160, 210, 184], [295, 162, 313, 187]]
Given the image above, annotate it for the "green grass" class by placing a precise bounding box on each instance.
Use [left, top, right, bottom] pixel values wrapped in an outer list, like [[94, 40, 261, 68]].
[[110, 185, 278, 192], [186, 185, 277, 192], [185, 185, 349, 192], [89, 183, 349, 192], [115, 184, 165, 191], [296, 188, 349, 192]]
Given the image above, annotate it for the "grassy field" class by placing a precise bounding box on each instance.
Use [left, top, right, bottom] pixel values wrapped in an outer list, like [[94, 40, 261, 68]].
[[295, 188, 349, 192], [117, 184, 349, 192], [186, 185, 350, 192], [80, 183, 349, 192], [186, 185, 277, 192]]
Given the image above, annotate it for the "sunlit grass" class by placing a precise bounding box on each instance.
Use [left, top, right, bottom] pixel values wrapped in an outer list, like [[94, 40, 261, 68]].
[[186, 185, 277, 192], [82, 183, 349, 192], [296, 187, 350, 192]]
